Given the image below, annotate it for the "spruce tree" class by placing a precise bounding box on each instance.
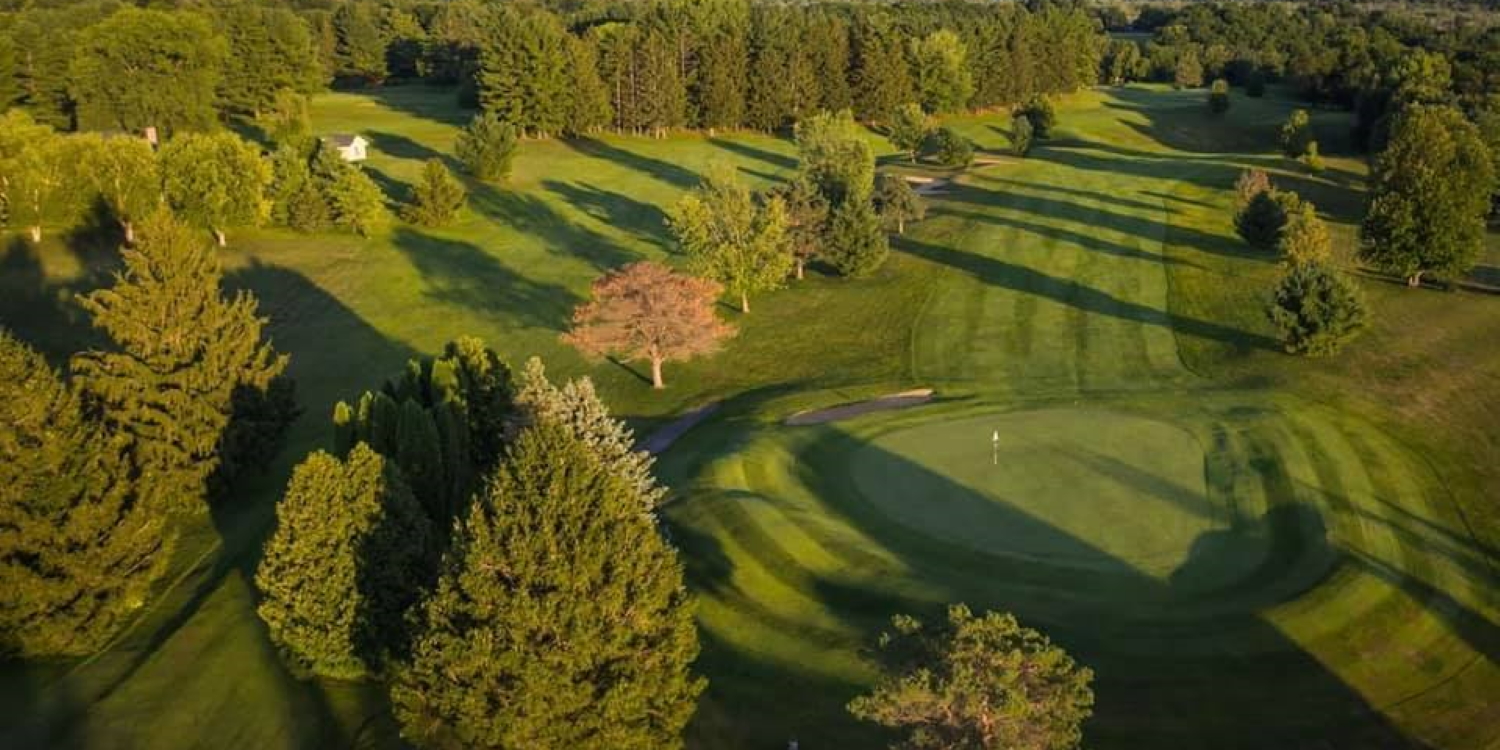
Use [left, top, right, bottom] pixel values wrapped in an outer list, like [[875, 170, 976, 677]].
[[1266, 262, 1367, 356], [333, 2, 387, 84], [455, 112, 518, 183], [72, 211, 289, 516], [769, 178, 829, 280], [256, 445, 432, 678], [565, 35, 612, 136], [695, 25, 749, 132], [477, 9, 572, 137], [390, 422, 702, 749], [851, 20, 915, 123], [403, 159, 467, 228], [0, 331, 171, 657], [929, 126, 975, 168], [825, 198, 889, 278], [512, 357, 666, 508], [1236, 190, 1299, 251]]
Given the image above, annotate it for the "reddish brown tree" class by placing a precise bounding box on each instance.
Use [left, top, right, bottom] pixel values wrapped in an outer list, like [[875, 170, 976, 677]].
[[564, 262, 735, 389]]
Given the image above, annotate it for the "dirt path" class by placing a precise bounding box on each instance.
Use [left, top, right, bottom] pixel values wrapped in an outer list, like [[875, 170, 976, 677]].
[[784, 388, 935, 426]]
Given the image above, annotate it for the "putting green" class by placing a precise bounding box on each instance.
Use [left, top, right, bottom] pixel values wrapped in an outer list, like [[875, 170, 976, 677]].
[[851, 410, 1229, 578]]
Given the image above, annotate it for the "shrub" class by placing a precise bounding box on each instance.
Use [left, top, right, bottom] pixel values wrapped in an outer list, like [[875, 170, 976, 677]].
[[1299, 140, 1326, 173], [927, 126, 973, 168], [1018, 96, 1057, 139], [1208, 78, 1230, 114], [1266, 261, 1367, 356]]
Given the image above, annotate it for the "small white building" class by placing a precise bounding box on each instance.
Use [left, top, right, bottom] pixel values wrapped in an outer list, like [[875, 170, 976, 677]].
[[322, 134, 369, 162]]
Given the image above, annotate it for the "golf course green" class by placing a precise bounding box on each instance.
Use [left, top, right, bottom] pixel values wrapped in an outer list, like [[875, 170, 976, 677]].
[[1, 83, 1495, 749]]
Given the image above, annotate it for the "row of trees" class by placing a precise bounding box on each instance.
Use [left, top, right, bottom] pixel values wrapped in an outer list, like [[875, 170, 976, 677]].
[[0, 210, 294, 656]]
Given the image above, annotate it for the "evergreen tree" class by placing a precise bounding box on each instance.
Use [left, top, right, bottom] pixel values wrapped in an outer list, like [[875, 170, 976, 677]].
[[768, 178, 828, 280], [825, 198, 888, 278], [929, 126, 974, 168], [477, 9, 573, 137], [217, 6, 321, 117], [1278, 202, 1333, 266], [1236, 189, 1300, 251], [887, 103, 932, 163], [269, 143, 332, 232], [512, 357, 666, 508], [390, 422, 703, 748], [0, 331, 171, 657], [261, 89, 313, 146], [1208, 78, 1231, 114], [72, 211, 289, 516], [395, 399, 446, 523], [796, 109, 875, 207], [404, 159, 467, 228], [911, 30, 974, 115], [1266, 262, 1367, 356], [256, 445, 432, 678], [565, 36, 612, 137], [849, 605, 1094, 750], [1011, 113, 1035, 156], [0, 32, 21, 110], [851, 19, 915, 123], [1233, 168, 1272, 213], [635, 28, 689, 137], [1360, 105, 1495, 286], [1473, 95, 1500, 215], [334, 2, 387, 84], [695, 26, 749, 133], [455, 112, 518, 183], [159, 132, 272, 246], [69, 8, 226, 136], [1019, 96, 1057, 139], [668, 163, 793, 313], [874, 173, 925, 235]]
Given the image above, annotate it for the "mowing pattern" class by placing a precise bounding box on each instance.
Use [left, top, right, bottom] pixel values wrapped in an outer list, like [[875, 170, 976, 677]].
[[667, 89, 1499, 749]]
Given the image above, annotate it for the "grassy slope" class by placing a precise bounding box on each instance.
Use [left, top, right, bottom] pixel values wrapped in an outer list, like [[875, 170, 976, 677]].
[[0, 84, 1493, 749]]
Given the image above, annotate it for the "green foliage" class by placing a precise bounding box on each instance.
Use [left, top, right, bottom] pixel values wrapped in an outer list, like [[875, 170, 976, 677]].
[[769, 177, 829, 279], [455, 112, 518, 183], [1010, 113, 1035, 157], [1279, 109, 1313, 159], [334, 337, 515, 527], [668, 163, 793, 313], [326, 164, 390, 238], [1019, 96, 1057, 139], [874, 173, 925, 235], [390, 422, 702, 748], [74, 133, 159, 242], [159, 132, 272, 245], [0, 117, 84, 241], [69, 8, 226, 136], [1236, 189, 1300, 251], [513, 357, 665, 507], [1266, 262, 1367, 356], [256, 445, 432, 678], [796, 109, 875, 207], [1299, 140, 1325, 173], [824, 198, 888, 278], [888, 103, 932, 163], [1278, 202, 1333, 267], [1102, 39, 1145, 85], [910, 30, 974, 115], [477, 9, 573, 137], [1173, 48, 1204, 89], [1360, 105, 1496, 286], [333, 2, 386, 83], [848, 604, 1095, 750], [269, 143, 332, 232], [0, 331, 171, 657], [404, 159, 468, 227], [564, 35, 612, 136], [851, 21, 916, 122], [928, 126, 974, 169], [261, 89, 313, 146], [1474, 95, 1500, 214], [71, 211, 289, 516], [217, 6, 321, 118], [1208, 78, 1230, 114]]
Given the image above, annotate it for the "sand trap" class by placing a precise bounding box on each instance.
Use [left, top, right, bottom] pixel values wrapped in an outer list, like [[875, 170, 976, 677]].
[[785, 389, 934, 426]]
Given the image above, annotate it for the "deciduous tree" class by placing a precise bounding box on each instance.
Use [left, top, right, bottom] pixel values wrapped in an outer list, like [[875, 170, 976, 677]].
[[76, 133, 159, 243], [929, 126, 974, 168], [848, 604, 1095, 750], [796, 109, 875, 206], [159, 132, 272, 246], [69, 8, 226, 136], [1208, 78, 1230, 114], [256, 445, 431, 678], [887, 103, 932, 163], [1279, 109, 1313, 159], [874, 173, 925, 234], [390, 422, 703, 747], [326, 163, 389, 237], [1360, 105, 1495, 286], [1278, 202, 1333, 266], [668, 163, 792, 313], [564, 262, 735, 389], [911, 30, 974, 114]]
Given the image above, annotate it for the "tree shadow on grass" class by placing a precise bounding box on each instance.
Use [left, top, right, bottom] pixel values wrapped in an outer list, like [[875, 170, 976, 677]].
[[706, 136, 799, 173], [363, 130, 450, 164], [541, 179, 669, 249], [389, 227, 579, 330], [362, 84, 472, 128], [467, 184, 636, 271], [0, 232, 118, 366], [561, 137, 701, 190], [895, 236, 1275, 353], [363, 167, 412, 210]]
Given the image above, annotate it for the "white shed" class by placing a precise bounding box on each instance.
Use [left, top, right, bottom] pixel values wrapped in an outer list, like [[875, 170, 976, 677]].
[[322, 134, 369, 162]]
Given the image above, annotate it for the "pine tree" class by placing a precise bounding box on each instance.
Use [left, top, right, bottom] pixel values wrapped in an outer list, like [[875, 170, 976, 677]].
[[513, 357, 666, 508], [270, 142, 333, 232], [217, 6, 321, 117], [0, 331, 171, 657], [455, 112, 518, 183], [825, 198, 889, 278], [403, 159, 467, 227], [565, 36, 612, 136], [72, 211, 289, 516], [1019, 96, 1057, 139], [1266, 261, 1367, 356], [911, 30, 974, 115], [1236, 189, 1299, 251], [668, 163, 793, 313], [874, 173, 925, 235], [256, 445, 432, 678], [159, 132, 272, 246], [334, 2, 387, 84], [390, 422, 703, 748], [477, 9, 572, 137], [851, 19, 915, 123], [930, 126, 974, 168], [768, 178, 828, 280], [695, 26, 749, 132]]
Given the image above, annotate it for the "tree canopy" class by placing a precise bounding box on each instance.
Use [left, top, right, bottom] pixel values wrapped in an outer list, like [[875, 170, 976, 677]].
[[669, 163, 792, 313]]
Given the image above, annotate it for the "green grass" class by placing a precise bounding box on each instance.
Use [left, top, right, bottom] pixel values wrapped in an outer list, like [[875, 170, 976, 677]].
[[1, 84, 1497, 749]]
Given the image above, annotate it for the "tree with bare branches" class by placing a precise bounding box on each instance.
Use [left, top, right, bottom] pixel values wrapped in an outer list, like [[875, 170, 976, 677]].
[[564, 262, 735, 389]]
